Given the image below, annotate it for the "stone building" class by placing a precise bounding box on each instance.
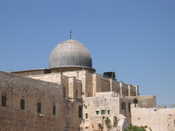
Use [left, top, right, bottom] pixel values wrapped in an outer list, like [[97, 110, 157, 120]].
[[0, 39, 174, 131]]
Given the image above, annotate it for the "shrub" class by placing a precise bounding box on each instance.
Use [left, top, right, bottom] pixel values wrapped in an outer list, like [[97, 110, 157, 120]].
[[105, 117, 112, 129], [124, 125, 146, 131]]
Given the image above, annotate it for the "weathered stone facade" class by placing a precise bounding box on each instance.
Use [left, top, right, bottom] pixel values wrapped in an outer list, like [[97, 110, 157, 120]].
[[0, 39, 173, 131], [0, 71, 65, 131], [12, 69, 150, 131], [131, 107, 175, 131]]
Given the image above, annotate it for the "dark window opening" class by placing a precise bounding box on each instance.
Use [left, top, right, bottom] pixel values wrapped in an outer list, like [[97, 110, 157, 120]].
[[107, 110, 110, 114], [53, 105, 56, 115], [96, 111, 99, 115], [20, 99, 25, 110], [101, 110, 106, 115], [128, 103, 131, 112], [121, 102, 126, 110], [2, 95, 7, 107], [37, 102, 42, 113], [85, 113, 88, 119], [44, 69, 51, 74], [78, 105, 83, 118]]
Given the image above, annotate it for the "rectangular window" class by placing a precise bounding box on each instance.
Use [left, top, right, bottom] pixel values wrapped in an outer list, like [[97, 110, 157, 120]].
[[107, 110, 110, 114], [37, 102, 42, 113], [53, 105, 56, 115], [20, 99, 25, 110], [101, 110, 106, 115], [85, 113, 88, 119], [78, 106, 83, 118], [128, 103, 131, 112], [96, 111, 99, 115], [121, 102, 126, 110], [2, 95, 7, 107]]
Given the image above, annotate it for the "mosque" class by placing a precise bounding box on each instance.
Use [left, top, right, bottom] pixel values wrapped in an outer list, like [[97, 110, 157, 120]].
[[0, 39, 175, 131]]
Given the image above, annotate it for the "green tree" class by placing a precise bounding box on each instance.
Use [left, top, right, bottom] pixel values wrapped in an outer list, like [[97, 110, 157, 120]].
[[124, 125, 146, 131]]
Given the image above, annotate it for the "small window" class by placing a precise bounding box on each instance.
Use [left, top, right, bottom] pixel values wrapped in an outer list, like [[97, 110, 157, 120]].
[[107, 110, 110, 114], [101, 110, 106, 115], [78, 105, 83, 118], [96, 111, 99, 115], [128, 103, 131, 112], [37, 102, 42, 113], [121, 102, 126, 110], [85, 113, 88, 119], [20, 99, 25, 110], [2, 95, 7, 107], [53, 105, 56, 115]]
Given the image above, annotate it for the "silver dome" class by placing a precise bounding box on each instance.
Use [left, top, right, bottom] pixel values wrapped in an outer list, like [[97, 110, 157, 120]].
[[49, 40, 92, 69]]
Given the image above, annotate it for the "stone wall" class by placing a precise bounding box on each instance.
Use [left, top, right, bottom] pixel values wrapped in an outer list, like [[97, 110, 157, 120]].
[[0, 72, 65, 131], [131, 107, 175, 131], [96, 75, 111, 92], [82, 92, 120, 131], [28, 72, 82, 99], [126, 96, 156, 108]]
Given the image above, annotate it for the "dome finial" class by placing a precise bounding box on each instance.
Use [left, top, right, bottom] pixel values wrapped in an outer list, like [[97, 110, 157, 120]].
[[69, 30, 72, 40]]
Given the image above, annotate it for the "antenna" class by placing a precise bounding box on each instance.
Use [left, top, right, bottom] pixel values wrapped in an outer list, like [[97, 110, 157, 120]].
[[69, 30, 72, 39]]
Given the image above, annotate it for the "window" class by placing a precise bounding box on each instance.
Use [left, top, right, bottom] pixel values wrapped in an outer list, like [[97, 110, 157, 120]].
[[85, 113, 88, 119], [96, 111, 99, 115], [53, 105, 56, 115], [121, 102, 126, 110], [2, 95, 7, 107], [107, 110, 110, 114], [37, 102, 42, 113], [101, 110, 106, 115], [20, 99, 25, 110], [128, 103, 131, 112], [78, 105, 83, 118]]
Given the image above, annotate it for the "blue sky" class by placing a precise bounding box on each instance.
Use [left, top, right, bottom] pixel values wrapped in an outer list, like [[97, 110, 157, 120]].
[[0, 0, 175, 105]]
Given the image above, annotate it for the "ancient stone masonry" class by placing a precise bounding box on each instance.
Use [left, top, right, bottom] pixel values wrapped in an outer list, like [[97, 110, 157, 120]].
[[0, 39, 173, 131], [0, 72, 65, 131]]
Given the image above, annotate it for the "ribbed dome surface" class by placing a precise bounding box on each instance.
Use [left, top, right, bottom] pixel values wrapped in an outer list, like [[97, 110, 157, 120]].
[[49, 40, 92, 69]]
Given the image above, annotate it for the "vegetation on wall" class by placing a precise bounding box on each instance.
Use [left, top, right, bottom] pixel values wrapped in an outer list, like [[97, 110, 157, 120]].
[[105, 117, 112, 129], [113, 116, 118, 127], [124, 125, 146, 131]]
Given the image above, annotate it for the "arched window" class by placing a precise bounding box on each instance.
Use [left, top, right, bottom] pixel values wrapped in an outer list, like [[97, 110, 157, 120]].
[[20, 99, 25, 110], [37, 102, 42, 113], [53, 105, 56, 115]]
